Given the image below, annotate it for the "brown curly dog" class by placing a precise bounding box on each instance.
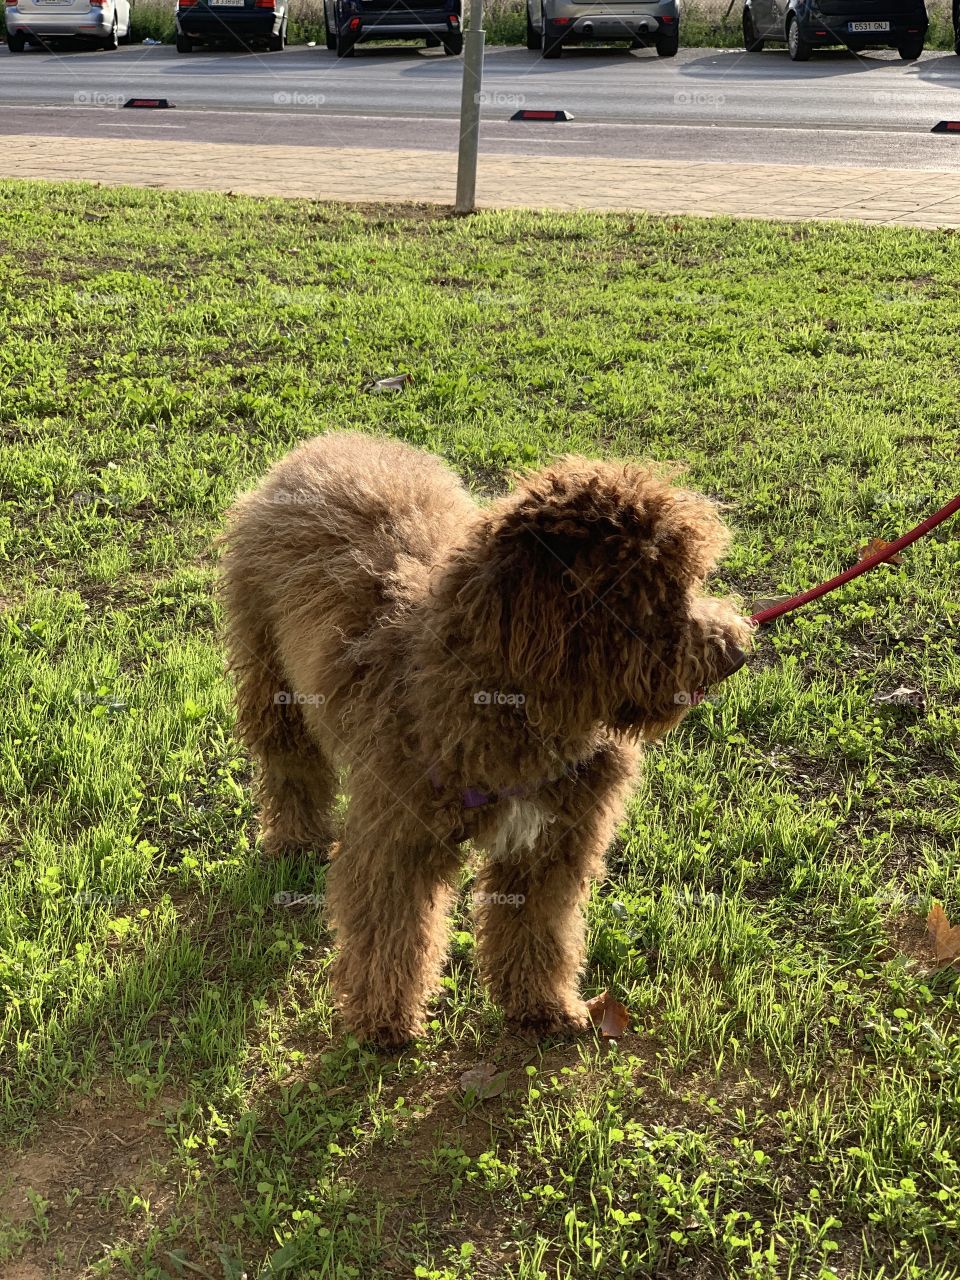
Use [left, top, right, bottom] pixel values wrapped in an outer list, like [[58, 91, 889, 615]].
[[220, 432, 751, 1048]]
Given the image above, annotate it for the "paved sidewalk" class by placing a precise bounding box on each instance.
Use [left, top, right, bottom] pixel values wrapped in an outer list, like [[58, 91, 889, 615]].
[[6, 133, 960, 226]]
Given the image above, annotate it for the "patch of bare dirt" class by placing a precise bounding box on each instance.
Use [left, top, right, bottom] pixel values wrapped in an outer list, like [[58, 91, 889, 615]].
[[0, 1081, 182, 1279]]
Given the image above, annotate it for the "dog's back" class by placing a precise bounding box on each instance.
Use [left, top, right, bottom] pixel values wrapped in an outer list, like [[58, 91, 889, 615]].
[[221, 432, 476, 742]]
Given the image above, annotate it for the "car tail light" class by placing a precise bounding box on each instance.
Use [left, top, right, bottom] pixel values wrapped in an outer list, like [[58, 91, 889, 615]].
[[255, 0, 274, 7], [449, 12, 458, 21], [178, 0, 198, 7], [348, 14, 360, 26], [660, 13, 674, 20], [553, 15, 571, 23]]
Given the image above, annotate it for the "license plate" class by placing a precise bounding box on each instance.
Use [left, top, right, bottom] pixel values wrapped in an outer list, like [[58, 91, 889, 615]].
[[849, 19, 889, 30]]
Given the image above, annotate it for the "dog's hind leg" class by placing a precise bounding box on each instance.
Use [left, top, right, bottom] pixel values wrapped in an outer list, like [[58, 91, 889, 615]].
[[326, 792, 460, 1048], [474, 741, 637, 1036], [224, 601, 337, 858]]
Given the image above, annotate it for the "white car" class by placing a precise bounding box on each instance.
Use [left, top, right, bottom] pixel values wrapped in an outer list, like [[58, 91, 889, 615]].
[[5, 0, 132, 50]]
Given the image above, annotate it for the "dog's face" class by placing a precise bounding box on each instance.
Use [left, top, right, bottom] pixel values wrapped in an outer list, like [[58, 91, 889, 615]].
[[456, 458, 753, 740]]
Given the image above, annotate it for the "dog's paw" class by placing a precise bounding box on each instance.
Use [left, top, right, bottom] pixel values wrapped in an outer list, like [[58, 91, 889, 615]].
[[506, 1002, 591, 1040]]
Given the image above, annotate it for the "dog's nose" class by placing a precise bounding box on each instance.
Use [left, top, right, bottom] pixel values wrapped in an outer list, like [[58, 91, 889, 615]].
[[719, 644, 747, 681]]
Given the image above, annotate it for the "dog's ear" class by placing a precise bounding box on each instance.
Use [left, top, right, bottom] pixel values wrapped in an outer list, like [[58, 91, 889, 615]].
[[447, 459, 730, 687]]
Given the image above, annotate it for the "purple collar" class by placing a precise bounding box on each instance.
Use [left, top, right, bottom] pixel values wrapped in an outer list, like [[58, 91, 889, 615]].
[[429, 762, 582, 811], [429, 765, 528, 810]]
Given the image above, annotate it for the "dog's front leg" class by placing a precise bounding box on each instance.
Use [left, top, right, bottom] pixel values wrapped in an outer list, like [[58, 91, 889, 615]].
[[326, 797, 460, 1050], [474, 741, 637, 1036]]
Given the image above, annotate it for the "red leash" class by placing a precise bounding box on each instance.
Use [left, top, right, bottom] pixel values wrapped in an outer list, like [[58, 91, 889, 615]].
[[750, 493, 960, 627]]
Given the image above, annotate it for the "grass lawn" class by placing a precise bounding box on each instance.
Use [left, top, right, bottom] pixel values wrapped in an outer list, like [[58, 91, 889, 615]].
[[1, 180, 959, 1280]]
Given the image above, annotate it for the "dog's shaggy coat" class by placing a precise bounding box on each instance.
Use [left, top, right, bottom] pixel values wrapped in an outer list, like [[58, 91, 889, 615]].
[[221, 432, 751, 1047]]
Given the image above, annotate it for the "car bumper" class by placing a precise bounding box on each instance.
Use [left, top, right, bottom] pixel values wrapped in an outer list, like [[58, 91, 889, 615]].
[[5, 8, 109, 34], [545, 0, 678, 39], [798, 4, 927, 41], [176, 8, 281, 37], [347, 8, 459, 37]]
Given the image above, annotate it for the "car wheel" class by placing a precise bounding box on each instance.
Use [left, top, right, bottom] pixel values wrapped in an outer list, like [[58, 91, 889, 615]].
[[526, 4, 541, 49], [442, 29, 462, 53], [268, 17, 286, 49], [787, 13, 811, 59], [175, 31, 192, 50], [335, 27, 355, 55], [897, 38, 923, 59], [103, 14, 119, 49], [742, 7, 764, 50], [655, 23, 679, 55], [323, 1, 336, 48], [955, 27, 960, 55], [7, 31, 26, 51]]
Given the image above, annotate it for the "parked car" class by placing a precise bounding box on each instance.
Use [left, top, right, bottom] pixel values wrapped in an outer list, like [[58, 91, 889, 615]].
[[742, 0, 927, 60], [4, 0, 131, 49], [323, 0, 463, 55], [525, 0, 680, 57], [175, 0, 288, 51]]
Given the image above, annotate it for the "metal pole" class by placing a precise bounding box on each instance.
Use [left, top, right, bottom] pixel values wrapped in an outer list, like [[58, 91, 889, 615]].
[[454, 0, 486, 214]]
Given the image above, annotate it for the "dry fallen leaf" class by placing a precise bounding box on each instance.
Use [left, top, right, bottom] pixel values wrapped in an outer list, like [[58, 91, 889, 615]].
[[586, 990, 630, 1039], [927, 904, 960, 968], [363, 373, 413, 394], [857, 536, 903, 567], [460, 1063, 509, 1100]]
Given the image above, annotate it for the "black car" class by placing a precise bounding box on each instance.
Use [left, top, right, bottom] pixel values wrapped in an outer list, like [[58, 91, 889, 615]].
[[175, 0, 288, 51], [743, 0, 927, 59], [323, 0, 462, 55]]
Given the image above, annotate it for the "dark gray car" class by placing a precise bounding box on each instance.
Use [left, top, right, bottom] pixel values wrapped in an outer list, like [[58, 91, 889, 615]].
[[526, 0, 680, 56]]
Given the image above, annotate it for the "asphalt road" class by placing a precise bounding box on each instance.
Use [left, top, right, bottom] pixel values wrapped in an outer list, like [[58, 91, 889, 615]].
[[3, 43, 960, 167]]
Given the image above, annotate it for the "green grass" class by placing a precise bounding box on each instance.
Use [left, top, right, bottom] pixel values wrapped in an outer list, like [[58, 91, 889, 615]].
[[121, 0, 960, 51], [1, 181, 959, 1280]]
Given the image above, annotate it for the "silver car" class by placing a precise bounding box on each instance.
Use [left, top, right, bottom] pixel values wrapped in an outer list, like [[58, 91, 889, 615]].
[[526, 0, 680, 55], [5, 0, 132, 50]]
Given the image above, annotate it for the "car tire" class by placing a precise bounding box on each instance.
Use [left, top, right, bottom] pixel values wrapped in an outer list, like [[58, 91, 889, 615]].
[[787, 13, 811, 59], [897, 38, 923, 58], [175, 31, 192, 50], [335, 27, 355, 55], [526, 4, 541, 49], [102, 14, 119, 48], [7, 31, 26, 51], [655, 24, 679, 55], [442, 29, 462, 53], [268, 17, 286, 49], [323, 1, 336, 48], [742, 7, 764, 50]]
